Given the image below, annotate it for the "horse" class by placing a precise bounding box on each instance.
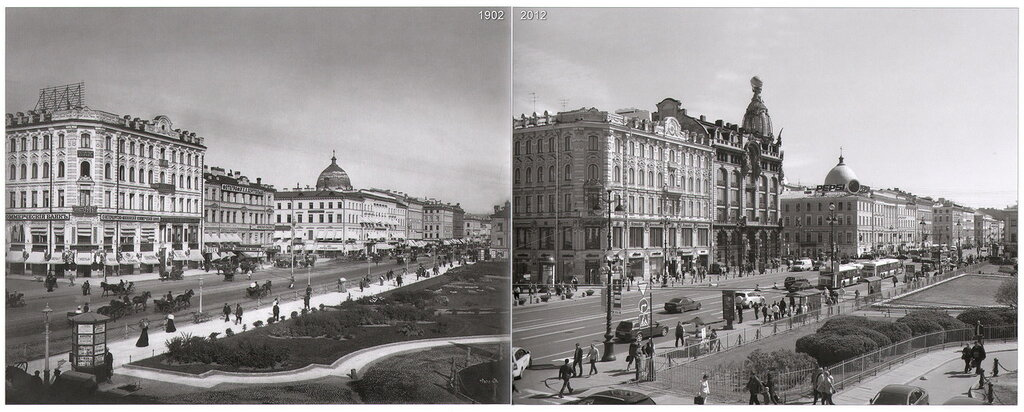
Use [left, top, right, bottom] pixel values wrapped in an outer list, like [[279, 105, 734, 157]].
[[99, 281, 112, 297], [174, 289, 194, 308], [132, 291, 152, 312]]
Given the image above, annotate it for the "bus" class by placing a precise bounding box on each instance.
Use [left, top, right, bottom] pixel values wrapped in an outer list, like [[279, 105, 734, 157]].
[[819, 263, 863, 289], [862, 258, 902, 279]]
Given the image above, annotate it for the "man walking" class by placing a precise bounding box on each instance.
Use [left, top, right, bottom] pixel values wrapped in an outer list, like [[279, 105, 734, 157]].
[[557, 359, 574, 398], [697, 374, 710, 404], [746, 373, 763, 405], [572, 343, 584, 377], [736, 303, 744, 323], [817, 370, 836, 405], [234, 303, 243, 325], [272, 299, 280, 321], [961, 345, 973, 374], [626, 337, 639, 371], [587, 344, 599, 376], [675, 321, 686, 347], [972, 341, 987, 375], [223, 303, 232, 322], [811, 366, 824, 405]]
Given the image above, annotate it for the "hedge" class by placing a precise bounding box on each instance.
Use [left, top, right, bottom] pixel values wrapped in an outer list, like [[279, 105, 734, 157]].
[[742, 349, 819, 376], [796, 333, 878, 366], [817, 316, 912, 343], [895, 317, 944, 336], [354, 367, 448, 403], [816, 325, 892, 347], [164, 334, 288, 369], [956, 308, 1014, 328], [900, 310, 968, 331]]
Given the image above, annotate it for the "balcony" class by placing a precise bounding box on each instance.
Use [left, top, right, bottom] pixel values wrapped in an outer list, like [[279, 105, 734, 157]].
[[159, 159, 170, 168], [150, 182, 176, 195]]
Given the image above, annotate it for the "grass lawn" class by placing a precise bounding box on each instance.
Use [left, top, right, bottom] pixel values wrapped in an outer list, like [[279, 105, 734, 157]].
[[129, 261, 508, 375], [354, 343, 505, 404], [889, 275, 1005, 307], [125, 375, 361, 404]]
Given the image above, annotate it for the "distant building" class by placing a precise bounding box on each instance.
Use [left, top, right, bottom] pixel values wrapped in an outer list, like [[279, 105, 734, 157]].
[[463, 214, 492, 244], [423, 200, 464, 241], [489, 201, 510, 259], [203, 166, 276, 262]]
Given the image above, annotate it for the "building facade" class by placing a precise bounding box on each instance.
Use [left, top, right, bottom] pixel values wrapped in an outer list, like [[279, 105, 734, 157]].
[[423, 201, 463, 241], [6, 102, 205, 277], [203, 166, 276, 261], [489, 201, 510, 259], [512, 94, 716, 285], [933, 199, 973, 249], [463, 214, 492, 244]]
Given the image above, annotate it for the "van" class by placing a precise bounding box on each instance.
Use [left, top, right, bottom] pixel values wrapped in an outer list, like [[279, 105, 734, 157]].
[[734, 291, 765, 308], [792, 258, 813, 272]]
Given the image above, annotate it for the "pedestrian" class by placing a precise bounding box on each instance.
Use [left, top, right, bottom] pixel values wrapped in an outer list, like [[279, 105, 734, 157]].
[[811, 366, 823, 405], [697, 374, 710, 404], [513, 286, 520, 303], [746, 373, 763, 405], [223, 303, 232, 322], [772, 303, 780, 321], [75, 305, 83, 314], [854, 289, 860, 302], [68, 270, 76, 286], [761, 304, 769, 322], [892, 276, 898, 288], [961, 345, 972, 374], [273, 299, 280, 321], [572, 343, 584, 377], [992, 358, 1001, 377], [359, 279, 364, 292], [557, 359, 573, 397], [32, 370, 43, 392], [136, 318, 150, 347], [753, 302, 759, 320], [165, 313, 176, 333], [82, 280, 90, 296], [303, 293, 311, 310], [972, 342, 987, 375], [587, 344, 599, 375], [710, 329, 720, 351], [83, 302, 90, 313], [103, 350, 114, 383], [627, 338, 639, 371], [235, 303, 243, 325], [817, 370, 836, 405], [675, 321, 686, 347], [764, 373, 779, 404], [379, 275, 384, 286], [737, 303, 744, 323]]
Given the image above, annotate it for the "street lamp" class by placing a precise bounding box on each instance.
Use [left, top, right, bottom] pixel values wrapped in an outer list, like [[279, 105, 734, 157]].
[[602, 189, 624, 362], [919, 218, 926, 251], [956, 220, 963, 264], [737, 216, 747, 277], [198, 275, 203, 314], [42, 303, 52, 384], [827, 203, 838, 279]]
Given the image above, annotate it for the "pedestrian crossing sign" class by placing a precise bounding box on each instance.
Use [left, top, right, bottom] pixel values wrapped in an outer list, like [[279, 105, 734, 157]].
[[637, 281, 648, 295]]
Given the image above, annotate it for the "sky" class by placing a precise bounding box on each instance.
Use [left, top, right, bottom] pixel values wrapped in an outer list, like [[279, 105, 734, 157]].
[[6, 7, 510, 215], [514, 8, 1018, 210]]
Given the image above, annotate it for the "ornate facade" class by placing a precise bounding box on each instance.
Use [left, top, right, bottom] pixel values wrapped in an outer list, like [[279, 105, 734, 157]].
[[203, 166, 276, 261]]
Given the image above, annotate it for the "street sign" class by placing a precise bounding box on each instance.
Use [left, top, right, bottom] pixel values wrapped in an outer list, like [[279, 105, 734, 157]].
[[722, 290, 736, 321], [637, 281, 649, 295], [637, 297, 651, 328]]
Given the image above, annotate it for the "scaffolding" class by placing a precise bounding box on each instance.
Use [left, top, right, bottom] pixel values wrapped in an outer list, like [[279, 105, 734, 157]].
[[35, 82, 85, 111]]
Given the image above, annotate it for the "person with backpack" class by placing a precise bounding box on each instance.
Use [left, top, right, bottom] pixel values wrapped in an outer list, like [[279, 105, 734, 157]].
[[817, 369, 836, 405]]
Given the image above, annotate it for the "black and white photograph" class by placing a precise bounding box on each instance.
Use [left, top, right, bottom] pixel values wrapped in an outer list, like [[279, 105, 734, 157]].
[[511, 7, 1019, 406], [5, 7, 511, 404]]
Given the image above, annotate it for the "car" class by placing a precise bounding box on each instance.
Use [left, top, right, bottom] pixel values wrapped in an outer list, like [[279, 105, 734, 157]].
[[787, 278, 813, 292], [664, 297, 701, 313], [942, 395, 986, 405], [783, 276, 797, 289], [870, 384, 929, 405], [792, 258, 813, 272], [614, 320, 669, 341], [734, 291, 765, 309], [566, 389, 656, 405], [896, 254, 909, 260], [511, 347, 531, 379]]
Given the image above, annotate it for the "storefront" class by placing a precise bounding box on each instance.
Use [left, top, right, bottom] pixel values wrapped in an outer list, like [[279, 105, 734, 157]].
[[75, 252, 94, 278], [6, 250, 27, 275]]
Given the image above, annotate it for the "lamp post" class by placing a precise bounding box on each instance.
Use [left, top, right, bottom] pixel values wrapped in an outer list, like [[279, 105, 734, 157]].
[[919, 218, 926, 252], [956, 220, 963, 264], [198, 275, 203, 314], [42, 303, 52, 384], [827, 203, 838, 284], [602, 189, 623, 362], [737, 217, 747, 277]]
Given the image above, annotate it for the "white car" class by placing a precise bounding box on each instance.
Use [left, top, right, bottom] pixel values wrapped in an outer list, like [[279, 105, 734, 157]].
[[512, 347, 532, 379], [734, 291, 765, 309]]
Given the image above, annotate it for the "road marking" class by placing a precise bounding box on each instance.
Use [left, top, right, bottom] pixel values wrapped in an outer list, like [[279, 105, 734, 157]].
[[519, 326, 587, 341]]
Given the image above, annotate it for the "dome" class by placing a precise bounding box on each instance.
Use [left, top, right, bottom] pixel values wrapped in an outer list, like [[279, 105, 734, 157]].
[[742, 76, 773, 137], [316, 151, 353, 191], [824, 155, 858, 186]]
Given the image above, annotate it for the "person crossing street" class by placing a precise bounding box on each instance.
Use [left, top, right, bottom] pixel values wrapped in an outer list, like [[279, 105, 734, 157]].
[[587, 344, 599, 375], [557, 359, 574, 398], [572, 343, 584, 377]]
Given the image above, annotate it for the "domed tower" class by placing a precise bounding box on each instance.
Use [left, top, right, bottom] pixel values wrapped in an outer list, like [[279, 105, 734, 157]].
[[824, 152, 861, 192], [742, 76, 773, 137], [316, 151, 353, 191]]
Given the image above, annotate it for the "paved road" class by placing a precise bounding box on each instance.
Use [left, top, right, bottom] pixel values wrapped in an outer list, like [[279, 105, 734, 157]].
[[5, 256, 434, 361], [909, 349, 1017, 405]]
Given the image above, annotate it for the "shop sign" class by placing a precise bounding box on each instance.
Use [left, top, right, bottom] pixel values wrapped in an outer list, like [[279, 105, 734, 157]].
[[7, 213, 70, 221], [100, 214, 160, 223], [72, 206, 98, 216], [221, 184, 264, 195], [160, 216, 201, 224], [77, 150, 94, 158]]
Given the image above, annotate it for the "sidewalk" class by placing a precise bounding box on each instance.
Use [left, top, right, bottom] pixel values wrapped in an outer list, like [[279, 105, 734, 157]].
[[5, 262, 313, 284], [116, 333, 507, 388], [21, 261, 464, 378], [833, 341, 1018, 405]]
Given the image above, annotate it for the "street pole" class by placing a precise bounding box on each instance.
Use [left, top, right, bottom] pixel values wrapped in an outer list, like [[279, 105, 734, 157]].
[[829, 203, 837, 286], [199, 275, 203, 313], [42, 303, 52, 384], [602, 189, 618, 362]]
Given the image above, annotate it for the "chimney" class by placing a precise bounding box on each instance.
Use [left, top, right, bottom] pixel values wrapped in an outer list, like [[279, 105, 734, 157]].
[[256, 177, 262, 184], [681, 108, 687, 116], [699, 115, 706, 121], [715, 120, 724, 127]]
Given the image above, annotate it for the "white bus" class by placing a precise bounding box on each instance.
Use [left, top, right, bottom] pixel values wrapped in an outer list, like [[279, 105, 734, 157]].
[[862, 258, 902, 279], [819, 263, 863, 289]]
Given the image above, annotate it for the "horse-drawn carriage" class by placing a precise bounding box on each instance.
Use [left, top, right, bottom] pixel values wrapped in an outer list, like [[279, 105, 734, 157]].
[[217, 261, 239, 280], [245, 282, 272, 299], [159, 267, 184, 281], [6, 290, 25, 307], [94, 298, 133, 321], [99, 281, 135, 297], [153, 289, 195, 314]]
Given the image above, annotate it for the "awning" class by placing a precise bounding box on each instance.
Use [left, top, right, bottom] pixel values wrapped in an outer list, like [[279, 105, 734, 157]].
[[344, 244, 364, 252], [172, 250, 188, 261], [209, 252, 223, 261], [75, 252, 95, 266], [6, 251, 27, 264], [373, 244, 394, 251], [187, 250, 204, 262], [140, 252, 160, 265], [103, 254, 120, 266], [864, 276, 883, 282], [25, 252, 47, 264], [46, 253, 64, 265], [120, 253, 140, 265], [205, 233, 221, 243], [240, 251, 263, 259]]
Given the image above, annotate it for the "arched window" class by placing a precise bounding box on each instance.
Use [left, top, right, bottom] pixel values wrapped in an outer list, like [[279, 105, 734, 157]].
[[187, 174, 192, 189], [195, 176, 199, 189], [771, 177, 779, 193], [105, 136, 111, 150], [688, 177, 694, 192], [657, 172, 663, 187], [129, 167, 135, 182], [160, 148, 166, 160], [718, 168, 728, 186], [669, 173, 675, 187], [564, 164, 571, 181], [80, 161, 91, 178], [8, 164, 16, 179], [21, 137, 27, 152], [118, 165, 125, 181], [43, 135, 50, 149], [524, 141, 530, 155], [514, 168, 521, 183], [732, 171, 742, 188], [638, 170, 645, 186], [32, 136, 38, 150], [548, 166, 554, 182], [564, 135, 571, 151], [148, 146, 153, 158], [761, 175, 768, 191], [588, 164, 599, 180], [629, 168, 635, 184], [160, 171, 165, 183], [118, 139, 125, 152], [31, 163, 38, 178], [148, 170, 153, 183], [138, 168, 145, 183], [525, 168, 532, 183], [646, 171, 652, 186], [20, 164, 27, 179], [548, 137, 554, 153], [614, 166, 621, 182], [536, 139, 543, 153], [696, 177, 702, 193], [537, 166, 544, 182], [58, 134, 65, 148], [42, 162, 49, 178], [588, 135, 598, 150], [104, 164, 111, 179], [58, 162, 65, 178], [180, 174, 185, 187], [129, 142, 135, 155]]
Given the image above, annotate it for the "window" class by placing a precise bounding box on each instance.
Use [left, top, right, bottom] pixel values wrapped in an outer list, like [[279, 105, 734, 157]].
[[43, 135, 50, 149], [31, 163, 38, 179], [564, 164, 571, 181], [548, 166, 555, 182], [20, 164, 26, 179], [118, 166, 125, 181], [585, 227, 602, 249], [32, 136, 38, 150], [525, 168, 532, 183], [57, 162, 65, 178], [41, 162, 49, 178], [564, 135, 571, 151], [629, 227, 644, 248], [58, 134, 65, 148], [614, 166, 621, 182], [514, 168, 520, 183], [562, 227, 573, 249], [588, 164, 598, 180], [588, 135, 598, 150], [80, 161, 91, 178], [58, 190, 65, 207], [537, 166, 544, 182]]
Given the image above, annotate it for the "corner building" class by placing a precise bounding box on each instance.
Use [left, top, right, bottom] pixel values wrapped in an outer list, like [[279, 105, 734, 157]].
[[6, 105, 205, 277], [203, 166, 276, 262]]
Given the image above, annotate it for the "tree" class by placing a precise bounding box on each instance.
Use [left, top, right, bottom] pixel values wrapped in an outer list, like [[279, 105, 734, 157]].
[[995, 277, 1017, 309]]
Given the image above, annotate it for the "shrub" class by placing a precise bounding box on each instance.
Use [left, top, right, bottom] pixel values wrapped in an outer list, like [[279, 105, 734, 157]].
[[353, 368, 444, 403], [208, 332, 220, 340], [225, 328, 235, 337], [896, 317, 944, 336], [818, 316, 911, 343], [796, 333, 878, 366], [957, 308, 1010, 328], [319, 303, 326, 310], [254, 320, 264, 328], [817, 325, 892, 347], [900, 310, 969, 331], [743, 349, 819, 376], [585, 289, 595, 296], [291, 311, 299, 319], [378, 304, 434, 322], [301, 308, 309, 316]]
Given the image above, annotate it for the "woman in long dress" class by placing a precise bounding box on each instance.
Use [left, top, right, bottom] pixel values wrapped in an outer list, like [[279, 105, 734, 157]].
[[165, 313, 176, 333], [136, 318, 150, 347]]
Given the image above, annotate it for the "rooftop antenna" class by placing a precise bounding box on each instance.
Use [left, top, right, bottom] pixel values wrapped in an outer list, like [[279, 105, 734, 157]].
[[529, 92, 537, 114], [559, 98, 569, 111]]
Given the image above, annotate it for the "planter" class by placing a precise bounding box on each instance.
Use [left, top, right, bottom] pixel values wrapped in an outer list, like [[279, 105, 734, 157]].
[[565, 292, 574, 299], [541, 294, 551, 302], [518, 298, 526, 306], [585, 290, 595, 296]]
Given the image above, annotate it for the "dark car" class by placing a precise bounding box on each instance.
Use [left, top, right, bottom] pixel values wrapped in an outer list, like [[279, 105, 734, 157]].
[[615, 320, 669, 341], [567, 389, 656, 405], [783, 276, 797, 289], [870, 384, 929, 405], [787, 278, 813, 292], [942, 396, 986, 405], [664, 297, 701, 313]]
